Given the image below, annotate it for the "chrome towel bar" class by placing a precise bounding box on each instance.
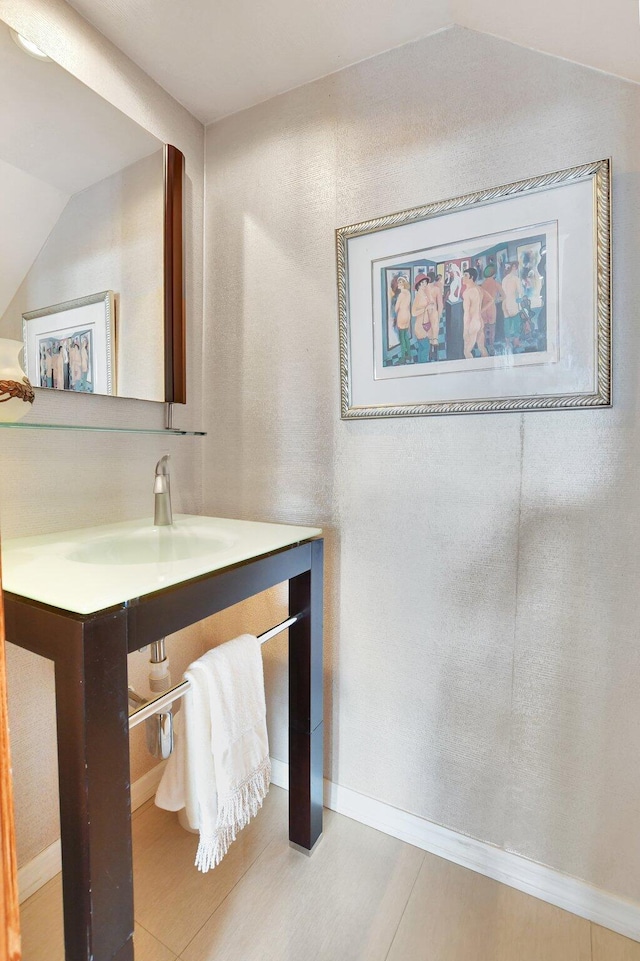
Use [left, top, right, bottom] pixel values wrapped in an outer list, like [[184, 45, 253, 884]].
[[128, 614, 300, 730]]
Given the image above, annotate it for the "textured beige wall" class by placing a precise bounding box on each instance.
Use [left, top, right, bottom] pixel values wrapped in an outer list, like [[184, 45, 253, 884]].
[[0, 0, 206, 866], [203, 27, 640, 901]]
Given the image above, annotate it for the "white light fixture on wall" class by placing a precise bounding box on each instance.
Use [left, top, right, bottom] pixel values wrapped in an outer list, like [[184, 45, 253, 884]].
[[9, 28, 51, 62]]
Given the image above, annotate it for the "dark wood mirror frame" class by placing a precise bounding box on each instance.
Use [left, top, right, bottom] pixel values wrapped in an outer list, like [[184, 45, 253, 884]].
[[164, 144, 186, 406]]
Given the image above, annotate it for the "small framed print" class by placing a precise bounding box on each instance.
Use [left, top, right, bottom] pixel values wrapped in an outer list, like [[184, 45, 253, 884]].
[[23, 291, 115, 396]]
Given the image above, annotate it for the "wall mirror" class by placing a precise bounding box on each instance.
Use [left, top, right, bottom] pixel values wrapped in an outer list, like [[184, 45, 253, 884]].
[[0, 20, 185, 409]]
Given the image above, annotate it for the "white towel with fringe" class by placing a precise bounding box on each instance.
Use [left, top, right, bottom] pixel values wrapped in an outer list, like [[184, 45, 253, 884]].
[[155, 634, 270, 871]]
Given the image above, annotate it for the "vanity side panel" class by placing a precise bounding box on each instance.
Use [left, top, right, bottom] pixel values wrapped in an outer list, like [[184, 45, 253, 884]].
[[127, 543, 314, 651]]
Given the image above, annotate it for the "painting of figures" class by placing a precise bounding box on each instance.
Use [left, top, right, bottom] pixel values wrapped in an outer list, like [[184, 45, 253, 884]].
[[337, 159, 610, 417], [378, 225, 554, 376], [36, 329, 94, 392], [22, 290, 115, 396]]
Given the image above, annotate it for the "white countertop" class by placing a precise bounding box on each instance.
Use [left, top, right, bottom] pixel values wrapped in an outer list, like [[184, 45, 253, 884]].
[[1, 514, 322, 615]]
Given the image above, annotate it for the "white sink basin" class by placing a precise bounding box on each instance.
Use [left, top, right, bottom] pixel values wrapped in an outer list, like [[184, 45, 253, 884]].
[[1, 514, 322, 614], [68, 526, 237, 566]]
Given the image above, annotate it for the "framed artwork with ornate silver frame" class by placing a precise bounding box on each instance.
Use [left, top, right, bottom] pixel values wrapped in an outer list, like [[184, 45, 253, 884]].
[[336, 159, 611, 418], [23, 290, 115, 396]]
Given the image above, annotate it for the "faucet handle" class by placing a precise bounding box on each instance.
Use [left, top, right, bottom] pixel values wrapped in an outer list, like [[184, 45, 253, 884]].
[[154, 454, 173, 526]]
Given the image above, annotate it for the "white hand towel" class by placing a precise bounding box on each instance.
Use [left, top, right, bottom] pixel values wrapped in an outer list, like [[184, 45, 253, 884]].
[[155, 634, 270, 871]]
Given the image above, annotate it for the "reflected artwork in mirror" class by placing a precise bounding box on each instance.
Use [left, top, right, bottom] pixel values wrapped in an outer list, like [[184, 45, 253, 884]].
[[0, 21, 185, 409]]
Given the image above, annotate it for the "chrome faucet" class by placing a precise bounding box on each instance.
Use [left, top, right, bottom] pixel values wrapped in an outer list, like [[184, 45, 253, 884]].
[[154, 455, 173, 526]]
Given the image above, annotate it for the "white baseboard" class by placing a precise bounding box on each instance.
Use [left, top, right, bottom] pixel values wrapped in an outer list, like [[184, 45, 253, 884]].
[[269, 757, 640, 943], [18, 762, 167, 904], [130, 761, 166, 812], [269, 755, 289, 790], [18, 838, 61, 904], [20, 757, 640, 943]]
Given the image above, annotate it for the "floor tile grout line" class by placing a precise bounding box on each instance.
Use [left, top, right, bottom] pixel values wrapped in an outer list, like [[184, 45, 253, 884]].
[[132, 798, 156, 823], [132, 799, 280, 956], [169, 836, 280, 957], [134, 918, 177, 958], [132, 790, 290, 956], [382, 850, 427, 961]]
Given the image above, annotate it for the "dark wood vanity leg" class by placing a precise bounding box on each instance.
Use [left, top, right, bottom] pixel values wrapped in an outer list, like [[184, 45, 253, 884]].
[[54, 611, 134, 961], [288, 538, 323, 850]]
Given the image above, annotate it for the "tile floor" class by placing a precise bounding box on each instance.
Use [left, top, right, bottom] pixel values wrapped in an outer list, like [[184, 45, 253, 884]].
[[19, 786, 640, 960]]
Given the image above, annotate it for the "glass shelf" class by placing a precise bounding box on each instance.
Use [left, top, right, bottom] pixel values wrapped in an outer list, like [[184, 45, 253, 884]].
[[0, 422, 206, 435]]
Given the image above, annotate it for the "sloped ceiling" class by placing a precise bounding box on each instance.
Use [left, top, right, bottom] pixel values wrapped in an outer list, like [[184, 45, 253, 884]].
[[64, 0, 639, 125], [0, 158, 68, 319], [0, 22, 162, 194], [65, 0, 454, 123], [0, 20, 162, 323], [451, 0, 640, 87]]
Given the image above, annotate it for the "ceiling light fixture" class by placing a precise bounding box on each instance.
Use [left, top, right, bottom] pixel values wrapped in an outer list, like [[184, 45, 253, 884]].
[[9, 28, 51, 61]]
